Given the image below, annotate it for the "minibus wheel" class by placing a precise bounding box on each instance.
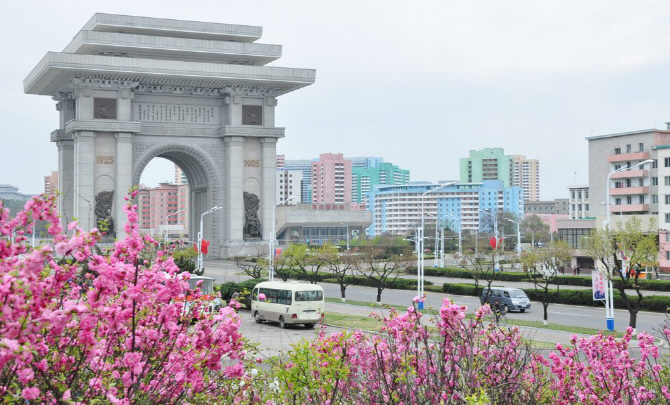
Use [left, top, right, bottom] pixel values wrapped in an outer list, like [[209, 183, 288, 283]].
[[254, 312, 262, 324], [305, 323, 315, 329], [279, 316, 287, 329]]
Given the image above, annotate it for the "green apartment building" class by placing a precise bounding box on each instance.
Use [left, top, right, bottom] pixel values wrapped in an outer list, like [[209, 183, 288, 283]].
[[460, 148, 514, 187], [352, 162, 410, 205]]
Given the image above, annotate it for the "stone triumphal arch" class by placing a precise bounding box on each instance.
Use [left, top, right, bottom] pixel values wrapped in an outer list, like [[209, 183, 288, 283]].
[[24, 13, 314, 257]]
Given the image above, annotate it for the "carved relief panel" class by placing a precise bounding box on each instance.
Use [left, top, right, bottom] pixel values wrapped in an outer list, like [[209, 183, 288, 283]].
[[94, 98, 117, 119]]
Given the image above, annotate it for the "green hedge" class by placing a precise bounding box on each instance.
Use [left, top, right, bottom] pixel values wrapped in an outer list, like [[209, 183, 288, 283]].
[[408, 266, 670, 292], [441, 282, 670, 313], [215, 278, 264, 309], [407, 266, 537, 282]]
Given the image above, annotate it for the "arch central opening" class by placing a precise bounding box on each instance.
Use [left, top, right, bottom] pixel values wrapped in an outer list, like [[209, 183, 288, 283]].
[[136, 151, 214, 248]]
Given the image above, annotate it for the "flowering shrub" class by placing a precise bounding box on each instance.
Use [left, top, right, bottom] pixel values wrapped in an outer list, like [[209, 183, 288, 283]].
[[270, 300, 670, 404], [0, 193, 246, 403]]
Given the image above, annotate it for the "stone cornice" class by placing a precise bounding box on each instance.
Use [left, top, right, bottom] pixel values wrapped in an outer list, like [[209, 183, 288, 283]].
[[65, 119, 142, 134], [50, 129, 72, 142], [24, 53, 315, 97], [218, 126, 285, 138], [64, 31, 282, 65]]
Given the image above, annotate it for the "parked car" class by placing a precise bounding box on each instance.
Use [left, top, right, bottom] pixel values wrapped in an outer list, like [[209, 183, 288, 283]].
[[480, 287, 531, 313]]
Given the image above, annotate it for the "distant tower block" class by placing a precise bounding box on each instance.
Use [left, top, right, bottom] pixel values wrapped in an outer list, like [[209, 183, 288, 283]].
[[25, 13, 315, 257]]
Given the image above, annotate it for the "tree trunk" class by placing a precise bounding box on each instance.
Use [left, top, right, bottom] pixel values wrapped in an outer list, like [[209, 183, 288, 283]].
[[543, 302, 549, 326], [376, 287, 382, 304], [340, 284, 346, 302]]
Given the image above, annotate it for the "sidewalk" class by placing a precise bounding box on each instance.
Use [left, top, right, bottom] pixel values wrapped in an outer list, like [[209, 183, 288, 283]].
[[324, 302, 663, 349]]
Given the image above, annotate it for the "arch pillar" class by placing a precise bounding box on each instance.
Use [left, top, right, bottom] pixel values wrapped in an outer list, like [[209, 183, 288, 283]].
[[224, 136, 244, 242], [114, 132, 133, 238], [260, 137, 277, 241]]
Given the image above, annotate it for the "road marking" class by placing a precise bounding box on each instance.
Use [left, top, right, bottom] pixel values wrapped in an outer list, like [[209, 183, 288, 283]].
[[549, 311, 591, 317]]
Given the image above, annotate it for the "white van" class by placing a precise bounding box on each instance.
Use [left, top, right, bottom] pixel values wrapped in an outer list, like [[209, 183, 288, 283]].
[[251, 281, 325, 328]]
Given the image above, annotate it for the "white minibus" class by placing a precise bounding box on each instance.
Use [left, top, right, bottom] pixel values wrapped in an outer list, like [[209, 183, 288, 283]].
[[251, 281, 325, 328]]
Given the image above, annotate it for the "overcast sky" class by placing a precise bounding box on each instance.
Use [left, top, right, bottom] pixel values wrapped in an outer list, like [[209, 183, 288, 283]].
[[4, 1, 670, 199]]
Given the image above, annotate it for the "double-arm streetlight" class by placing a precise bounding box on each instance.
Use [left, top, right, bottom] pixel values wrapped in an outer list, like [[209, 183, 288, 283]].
[[165, 209, 185, 246], [603, 158, 654, 331], [197, 206, 222, 273], [418, 182, 457, 309], [270, 196, 297, 281]]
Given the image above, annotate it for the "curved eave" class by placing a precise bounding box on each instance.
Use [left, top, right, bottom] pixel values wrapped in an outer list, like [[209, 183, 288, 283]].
[[24, 52, 315, 96]]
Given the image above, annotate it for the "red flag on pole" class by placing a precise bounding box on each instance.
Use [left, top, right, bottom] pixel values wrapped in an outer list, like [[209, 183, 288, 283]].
[[201, 239, 210, 255], [489, 237, 497, 249], [193, 242, 198, 253]]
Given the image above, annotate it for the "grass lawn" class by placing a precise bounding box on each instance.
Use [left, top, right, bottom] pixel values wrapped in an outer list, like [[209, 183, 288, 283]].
[[325, 297, 624, 338], [324, 312, 383, 332]]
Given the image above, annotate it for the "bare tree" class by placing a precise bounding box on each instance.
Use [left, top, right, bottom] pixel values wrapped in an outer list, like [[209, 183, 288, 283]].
[[324, 251, 360, 302], [234, 245, 269, 279], [462, 236, 503, 304], [584, 216, 658, 330], [520, 240, 573, 325], [357, 245, 412, 304]]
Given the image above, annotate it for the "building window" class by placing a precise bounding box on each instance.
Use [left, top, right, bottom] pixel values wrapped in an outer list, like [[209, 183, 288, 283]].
[[640, 195, 645, 204], [665, 195, 670, 205], [653, 195, 659, 204], [666, 233, 670, 242], [653, 177, 659, 186], [665, 157, 670, 168], [665, 177, 670, 186], [666, 213, 670, 223], [585, 204, 589, 211], [653, 159, 658, 168], [615, 147, 621, 155], [639, 143, 644, 152], [614, 164, 621, 170], [626, 144, 632, 153], [572, 191, 576, 199], [585, 191, 589, 198], [615, 198, 621, 205]]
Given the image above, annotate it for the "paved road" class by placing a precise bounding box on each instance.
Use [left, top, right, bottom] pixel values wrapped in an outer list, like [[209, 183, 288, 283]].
[[203, 259, 670, 339]]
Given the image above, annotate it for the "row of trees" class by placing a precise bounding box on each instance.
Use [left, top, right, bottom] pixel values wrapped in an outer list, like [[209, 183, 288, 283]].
[[236, 236, 413, 303]]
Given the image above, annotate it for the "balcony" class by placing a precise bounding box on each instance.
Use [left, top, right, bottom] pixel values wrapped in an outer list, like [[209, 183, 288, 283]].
[[607, 151, 650, 163], [609, 186, 649, 196], [611, 169, 649, 179], [611, 204, 649, 213]]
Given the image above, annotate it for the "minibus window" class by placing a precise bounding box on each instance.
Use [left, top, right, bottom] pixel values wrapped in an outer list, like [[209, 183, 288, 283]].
[[295, 290, 324, 301]]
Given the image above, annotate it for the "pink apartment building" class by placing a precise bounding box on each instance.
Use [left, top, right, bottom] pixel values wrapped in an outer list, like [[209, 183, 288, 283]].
[[311, 153, 352, 204], [137, 183, 186, 236]]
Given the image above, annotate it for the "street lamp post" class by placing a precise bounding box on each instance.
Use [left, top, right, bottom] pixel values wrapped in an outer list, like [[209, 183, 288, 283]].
[[197, 206, 222, 273], [164, 209, 185, 247], [479, 209, 499, 272], [418, 182, 457, 309], [339, 222, 350, 251], [270, 196, 297, 281], [446, 214, 462, 265], [603, 158, 653, 331], [505, 218, 521, 258]]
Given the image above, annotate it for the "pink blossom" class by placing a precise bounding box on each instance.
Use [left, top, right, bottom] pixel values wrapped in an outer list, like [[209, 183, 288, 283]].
[[21, 387, 40, 400]]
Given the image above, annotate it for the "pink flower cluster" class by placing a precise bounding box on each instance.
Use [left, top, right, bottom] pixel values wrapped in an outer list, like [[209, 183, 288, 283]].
[[0, 193, 246, 403], [272, 298, 670, 404]]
